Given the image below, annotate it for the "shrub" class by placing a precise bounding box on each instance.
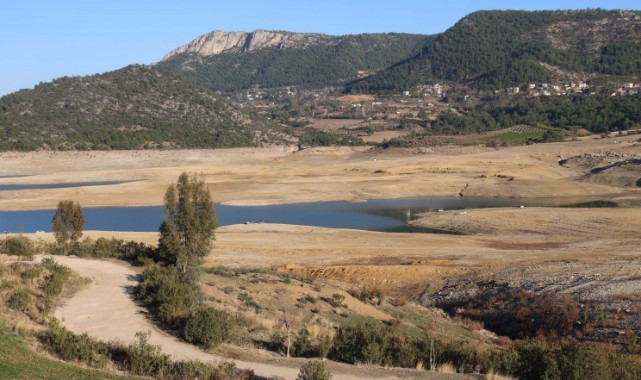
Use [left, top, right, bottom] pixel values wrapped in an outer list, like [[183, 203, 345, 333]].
[[294, 328, 314, 358], [511, 339, 560, 380], [41, 258, 71, 297], [297, 360, 332, 380], [39, 322, 109, 368], [127, 331, 171, 376], [348, 286, 384, 305], [136, 265, 200, 328], [389, 297, 407, 307], [183, 307, 232, 348], [20, 266, 42, 281], [329, 319, 391, 365], [1, 235, 36, 259], [7, 289, 32, 312], [328, 293, 345, 308], [238, 293, 261, 313], [301, 295, 317, 304], [91, 237, 118, 258]]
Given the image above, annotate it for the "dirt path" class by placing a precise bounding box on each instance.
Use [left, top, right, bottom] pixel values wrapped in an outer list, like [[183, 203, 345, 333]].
[[47, 255, 452, 380]]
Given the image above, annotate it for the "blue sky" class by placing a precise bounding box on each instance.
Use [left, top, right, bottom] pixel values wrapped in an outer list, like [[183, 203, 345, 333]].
[[1, 0, 639, 96]]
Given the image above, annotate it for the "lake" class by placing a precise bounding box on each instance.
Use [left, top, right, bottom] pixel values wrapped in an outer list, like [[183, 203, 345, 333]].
[[0, 196, 613, 234]]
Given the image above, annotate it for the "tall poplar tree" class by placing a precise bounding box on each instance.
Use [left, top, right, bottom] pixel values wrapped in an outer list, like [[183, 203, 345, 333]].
[[158, 173, 217, 285]]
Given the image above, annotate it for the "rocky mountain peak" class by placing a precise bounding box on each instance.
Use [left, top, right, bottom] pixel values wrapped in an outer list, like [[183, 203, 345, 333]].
[[162, 29, 333, 60]]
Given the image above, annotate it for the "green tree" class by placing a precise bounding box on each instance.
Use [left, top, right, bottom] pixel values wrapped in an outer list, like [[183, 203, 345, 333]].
[[52, 200, 85, 246], [158, 173, 217, 284]]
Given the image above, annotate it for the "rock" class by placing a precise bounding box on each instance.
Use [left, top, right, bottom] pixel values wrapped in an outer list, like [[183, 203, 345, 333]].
[[163, 30, 333, 60]]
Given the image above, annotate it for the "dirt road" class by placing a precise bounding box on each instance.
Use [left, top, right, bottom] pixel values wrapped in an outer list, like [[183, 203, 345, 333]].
[[47, 255, 459, 380]]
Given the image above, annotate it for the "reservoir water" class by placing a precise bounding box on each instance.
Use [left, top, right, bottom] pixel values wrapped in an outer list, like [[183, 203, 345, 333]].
[[0, 196, 611, 234]]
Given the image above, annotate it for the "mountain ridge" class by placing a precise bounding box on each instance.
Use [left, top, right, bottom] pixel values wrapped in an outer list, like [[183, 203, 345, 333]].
[[158, 31, 430, 92], [349, 9, 641, 92], [163, 30, 335, 60]]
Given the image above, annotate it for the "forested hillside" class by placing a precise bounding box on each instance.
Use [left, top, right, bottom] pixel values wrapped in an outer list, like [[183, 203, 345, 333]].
[[0, 66, 280, 151], [158, 33, 429, 92], [349, 9, 641, 92]]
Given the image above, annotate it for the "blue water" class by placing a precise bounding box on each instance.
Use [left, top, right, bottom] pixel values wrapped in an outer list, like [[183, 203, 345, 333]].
[[0, 181, 132, 191], [0, 196, 606, 234]]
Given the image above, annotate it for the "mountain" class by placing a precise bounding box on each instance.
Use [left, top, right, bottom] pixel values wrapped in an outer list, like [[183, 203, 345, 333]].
[[158, 30, 429, 92], [349, 9, 641, 92], [0, 65, 279, 151]]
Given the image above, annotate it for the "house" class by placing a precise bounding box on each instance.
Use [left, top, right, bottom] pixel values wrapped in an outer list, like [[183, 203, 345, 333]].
[[403, 91, 410, 96], [507, 87, 520, 94]]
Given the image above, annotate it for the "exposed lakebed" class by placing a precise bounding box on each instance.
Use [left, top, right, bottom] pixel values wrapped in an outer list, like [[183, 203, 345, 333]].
[[0, 181, 133, 191], [0, 196, 615, 234]]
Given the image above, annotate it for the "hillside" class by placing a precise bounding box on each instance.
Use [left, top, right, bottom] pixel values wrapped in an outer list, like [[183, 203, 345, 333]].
[[0, 65, 280, 151], [349, 9, 641, 92], [158, 30, 429, 92]]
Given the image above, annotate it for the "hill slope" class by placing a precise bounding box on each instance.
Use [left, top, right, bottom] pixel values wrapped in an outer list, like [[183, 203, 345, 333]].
[[158, 30, 429, 92], [349, 9, 641, 92], [0, 65, 279, 150]]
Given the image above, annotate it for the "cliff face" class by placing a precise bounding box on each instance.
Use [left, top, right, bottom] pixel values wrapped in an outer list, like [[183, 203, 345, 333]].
[[163, 30, 333, 60]]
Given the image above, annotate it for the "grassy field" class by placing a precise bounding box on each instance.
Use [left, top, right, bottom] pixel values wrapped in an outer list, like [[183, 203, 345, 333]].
[[0, 321, 131, 380]]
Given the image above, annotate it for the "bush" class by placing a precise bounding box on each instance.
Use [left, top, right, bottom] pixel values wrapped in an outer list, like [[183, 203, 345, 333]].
[[329, 319, 393, 365], [297, 360, 332, 380], [183, 307, 232, 348], [136, 265, 200, 328], [238, 292, 261, 313], [0, 235, 36, 259], [41, 258, 71, 297], [20, 266, 42, 281], [46, 236, 156, 265], [348, 286, 384, 305], [127, 331, 171, 376], [39, 322, 109, 368], [294, 328, 314, 358], [7, 289, 32, 312], [327, 293, 345, 308]]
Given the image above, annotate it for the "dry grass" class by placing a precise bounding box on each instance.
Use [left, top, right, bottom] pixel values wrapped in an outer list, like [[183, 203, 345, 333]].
[[486, 370, 517, 380], [436, 362, 457, 373]]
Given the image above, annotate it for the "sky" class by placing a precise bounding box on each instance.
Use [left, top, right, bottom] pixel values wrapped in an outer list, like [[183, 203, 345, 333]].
[[1, 0, 640, 96]]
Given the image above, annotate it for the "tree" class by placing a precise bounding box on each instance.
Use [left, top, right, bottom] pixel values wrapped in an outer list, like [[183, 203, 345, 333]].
[[52, 200, 85, 246], [279, 304, 299, 358], [158, 173, 217, 285]]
